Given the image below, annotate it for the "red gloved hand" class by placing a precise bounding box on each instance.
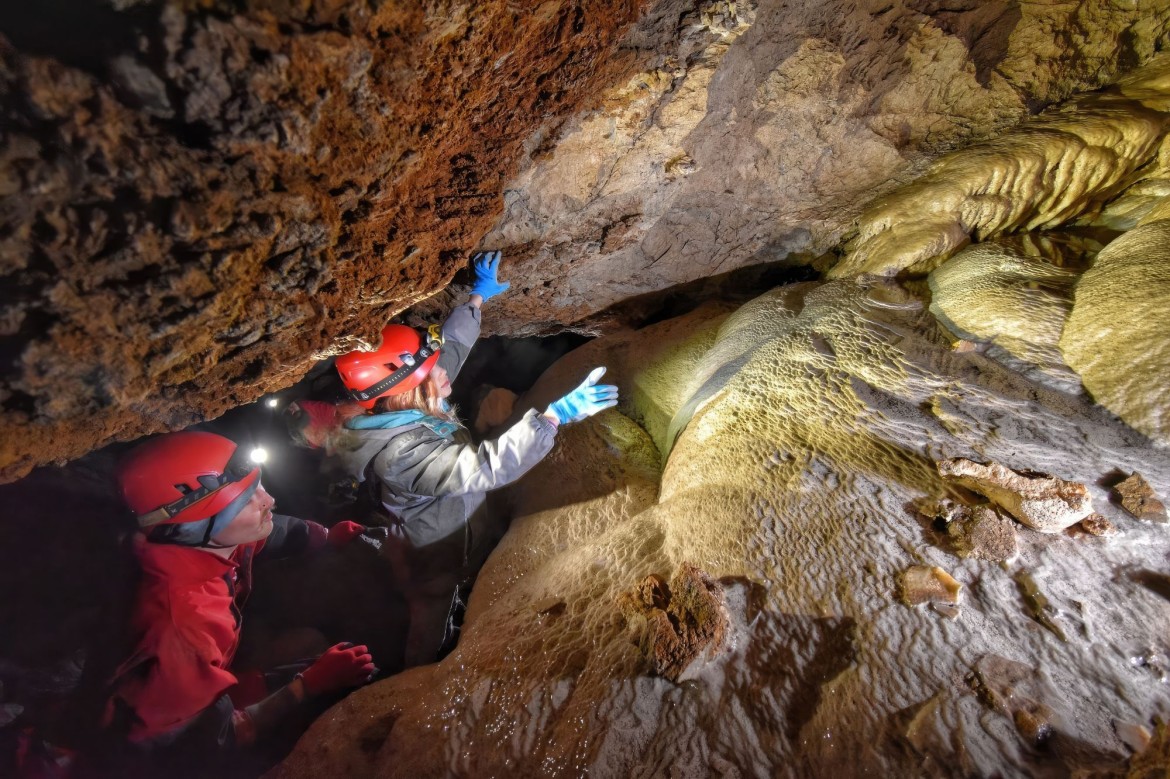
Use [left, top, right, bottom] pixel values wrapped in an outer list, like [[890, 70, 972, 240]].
[[299, 643, 376, 696], [328, 520, 367, 547]]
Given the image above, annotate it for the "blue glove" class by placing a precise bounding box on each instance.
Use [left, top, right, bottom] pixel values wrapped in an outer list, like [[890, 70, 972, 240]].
[[470, 250, 510, 301], [548, 367, 619, 425]]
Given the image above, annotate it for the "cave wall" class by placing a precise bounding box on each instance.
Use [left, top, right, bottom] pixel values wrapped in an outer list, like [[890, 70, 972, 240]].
[[3, 0, 1170, 482], [0, 0, 654, 481], [419, 0, 1170, 331]]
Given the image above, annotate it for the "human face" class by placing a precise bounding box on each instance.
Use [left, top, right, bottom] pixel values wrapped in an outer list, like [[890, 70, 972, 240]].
[[432, 365, 453, 399], [210, 483, 276, 547]]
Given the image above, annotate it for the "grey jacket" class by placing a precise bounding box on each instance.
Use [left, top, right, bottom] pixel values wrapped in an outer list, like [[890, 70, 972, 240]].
[[332, 303, 558, 549]]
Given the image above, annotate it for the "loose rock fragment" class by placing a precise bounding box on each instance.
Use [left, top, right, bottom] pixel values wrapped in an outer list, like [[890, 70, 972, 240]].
[[967, 655, 1063, 748], [1079, 513, 1119, 537], [1115, 720, 1153, 753], [618, 563, 728, 681], [1014, 571, 1067, 642], [937, 458, 1093, 532], [946, 504, 1019, 562], [1128, 719, 1170, 777], [898, 565, 961, 607], [1115, 473, 1168, 523]]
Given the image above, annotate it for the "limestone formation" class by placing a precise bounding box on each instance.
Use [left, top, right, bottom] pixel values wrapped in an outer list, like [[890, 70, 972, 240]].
[[1115, 473, 1169, 522], [5, 1, 1170, 479], [829, 53, 1170, 279], [276, 280, 1170, 778], [937, 457, 1093, 533], [927, 240, 1084, 394], [1061, 221, 1170, 447]]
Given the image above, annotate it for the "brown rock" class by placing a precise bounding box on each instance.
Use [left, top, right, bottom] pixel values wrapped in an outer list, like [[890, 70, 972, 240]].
[[947, 504, 1019, 562], [0, 0, 654, 481], [1116, 473, 1169, 523], [937, 458, 1093, 533], [898, 565, 962, 607], [1079, 513, 1120, 537], [473, 387, 518, 435], [618, 563, 727, 681], [967, 655, 1063, 749]]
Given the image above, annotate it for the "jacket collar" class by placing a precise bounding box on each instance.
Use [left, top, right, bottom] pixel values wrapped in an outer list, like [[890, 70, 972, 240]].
[[134, 533, 248, 584]]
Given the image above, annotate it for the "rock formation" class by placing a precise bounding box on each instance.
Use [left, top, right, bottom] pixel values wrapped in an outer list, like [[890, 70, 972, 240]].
[[274, 279, 1170, 778], [926, 239, 1085, 394], [829, 53, 1170, 279], [0, 0, 654, 480], [4, 2, 1170, 777], [5, 0, 1170, 480], [1060, 220, 1170, 447]]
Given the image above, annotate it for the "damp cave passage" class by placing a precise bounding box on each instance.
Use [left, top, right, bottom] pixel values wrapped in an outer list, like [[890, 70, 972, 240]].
[[0, 326, 588, 774]]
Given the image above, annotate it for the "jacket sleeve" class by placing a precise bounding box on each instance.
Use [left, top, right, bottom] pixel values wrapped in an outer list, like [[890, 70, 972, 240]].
[[256, 514, 327, 560], [437, 302, 481, 382], [373, 409, 557, 498]]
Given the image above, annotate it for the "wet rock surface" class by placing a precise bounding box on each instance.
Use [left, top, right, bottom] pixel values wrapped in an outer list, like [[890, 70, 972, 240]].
[[276, 280, 1170, 777]]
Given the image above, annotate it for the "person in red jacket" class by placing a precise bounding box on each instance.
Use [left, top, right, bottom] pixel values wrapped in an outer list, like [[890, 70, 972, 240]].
[[103, 431, 375, 772]]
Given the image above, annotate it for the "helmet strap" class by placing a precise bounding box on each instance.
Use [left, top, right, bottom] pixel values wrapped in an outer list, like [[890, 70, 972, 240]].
[[145, 479, 260, 549], [349, 341, 440, 402]]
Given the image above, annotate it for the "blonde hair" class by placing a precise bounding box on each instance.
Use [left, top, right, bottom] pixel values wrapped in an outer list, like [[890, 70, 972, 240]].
[[325, 372, 459, 455], [372, 370, 459, 423]]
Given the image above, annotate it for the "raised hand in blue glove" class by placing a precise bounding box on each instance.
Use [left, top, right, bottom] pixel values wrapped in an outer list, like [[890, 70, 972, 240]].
[[469, 250, 510, 302], [547, 367, 619, 425]]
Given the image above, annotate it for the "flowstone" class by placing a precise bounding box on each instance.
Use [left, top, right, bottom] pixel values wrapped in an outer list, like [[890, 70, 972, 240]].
[[830, 53, 1170, 279], [275, 281, 1170, 778], [1060, 220, 1170, 447], [927, 240, 1085, 394]]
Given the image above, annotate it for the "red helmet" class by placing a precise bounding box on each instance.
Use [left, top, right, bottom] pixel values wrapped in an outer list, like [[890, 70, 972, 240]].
[[117, 431, 260, 529], [335, 324, 441, 409]]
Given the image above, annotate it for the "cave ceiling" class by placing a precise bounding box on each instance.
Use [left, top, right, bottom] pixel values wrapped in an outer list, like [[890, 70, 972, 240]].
[[2, 0, 1169, 481]]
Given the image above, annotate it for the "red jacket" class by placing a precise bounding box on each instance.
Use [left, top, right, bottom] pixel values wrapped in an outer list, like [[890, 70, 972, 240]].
[[107, 515, 323, 745]]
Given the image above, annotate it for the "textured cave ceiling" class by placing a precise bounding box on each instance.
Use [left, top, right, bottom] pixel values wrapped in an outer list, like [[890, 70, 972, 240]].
[[1, 0, 1168, 482]]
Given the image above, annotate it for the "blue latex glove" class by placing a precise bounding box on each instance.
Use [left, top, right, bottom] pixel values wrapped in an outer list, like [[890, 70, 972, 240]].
[[470, 250, 510, 301], [548, 367, 619, 425]]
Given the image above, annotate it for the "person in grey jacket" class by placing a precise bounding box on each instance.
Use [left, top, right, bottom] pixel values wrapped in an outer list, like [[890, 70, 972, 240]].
[[330, 251, 619, 665]]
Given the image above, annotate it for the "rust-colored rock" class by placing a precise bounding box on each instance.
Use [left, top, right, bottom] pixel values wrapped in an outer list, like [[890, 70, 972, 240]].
[[937, 458, 1093, 533], [1116, 473, 1169, 523], [5, 1, 1170, 481], [1079, 513, 1120, 537], [945, 503, 1019, 562], [618, 562, 727, 681], [0, 0, 653, 481]]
